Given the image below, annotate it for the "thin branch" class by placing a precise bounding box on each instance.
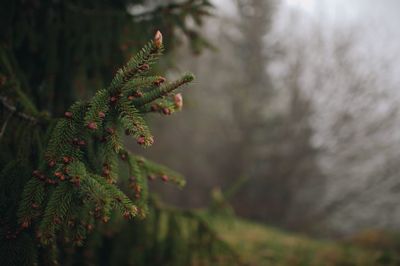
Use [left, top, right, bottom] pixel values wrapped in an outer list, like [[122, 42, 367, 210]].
[[0, 96, 38, 124]]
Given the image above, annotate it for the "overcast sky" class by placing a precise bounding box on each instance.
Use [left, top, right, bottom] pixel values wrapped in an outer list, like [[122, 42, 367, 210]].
[[213, 0, 400, 75], [213, 0, 400, 36]]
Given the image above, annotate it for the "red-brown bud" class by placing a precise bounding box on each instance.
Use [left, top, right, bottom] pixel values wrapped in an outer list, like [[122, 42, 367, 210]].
[[174, 93, 183, 110], [139, 64, 150, 71], [78, 140, 86, 146], [123, 211, 130, 219], [98, 111, 106, 118], [154, 76, 166, 86], [48, 160, 56, 168], [64, 111, 73, 118], [162, 108, 171, 115], [54, 171, 63, 177], [87, 122, 98, 130], [161, 174, 169, 182], [110, 96, 118, 103], [137, 136, 146, 145], [106, 127, 115, 134], [154, 30, 163, 48], [62, 156, 71, 164]]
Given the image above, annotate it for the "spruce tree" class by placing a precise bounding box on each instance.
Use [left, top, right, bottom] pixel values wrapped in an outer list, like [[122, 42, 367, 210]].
[[0, 1, 239, 265]]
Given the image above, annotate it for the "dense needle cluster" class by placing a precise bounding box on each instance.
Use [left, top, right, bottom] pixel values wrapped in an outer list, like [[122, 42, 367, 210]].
[[16, 31, 193, 246]]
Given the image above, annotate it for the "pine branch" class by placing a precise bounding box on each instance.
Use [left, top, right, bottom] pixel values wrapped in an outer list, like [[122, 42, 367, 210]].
[[132, 73, 194, 107], [0, 96, 39, 124], [16, 31, 194, 248]]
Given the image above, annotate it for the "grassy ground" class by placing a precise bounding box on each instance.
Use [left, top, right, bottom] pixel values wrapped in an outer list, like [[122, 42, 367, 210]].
[[207, 215, 400, 266]]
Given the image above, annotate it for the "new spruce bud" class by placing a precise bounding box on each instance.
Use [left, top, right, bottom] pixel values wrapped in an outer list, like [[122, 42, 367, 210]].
[[154, 30, 163, 48], [174, 93, 183, 110], [161, 174, 169, 182], [87, 122, 97, 130], [64, 111, 73, 118]]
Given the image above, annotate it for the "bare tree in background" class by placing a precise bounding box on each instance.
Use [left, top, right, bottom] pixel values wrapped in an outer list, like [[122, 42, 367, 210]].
[[272, 12, 400, 234]]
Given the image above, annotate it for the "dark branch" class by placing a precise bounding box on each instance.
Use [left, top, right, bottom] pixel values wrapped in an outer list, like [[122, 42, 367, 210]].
[[0, 96, 38, 124]]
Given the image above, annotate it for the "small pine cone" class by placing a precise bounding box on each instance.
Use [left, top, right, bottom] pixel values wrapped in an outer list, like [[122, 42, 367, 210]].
[[102, 168, 110, 176], [102, 216, 109, 224], [154, 77, 166, 86], [162, 108, 171, 115], [106, 127, 115, 134], [31, 203, 39, 209], [64, 111, 73, 118], [78, 140, 86, 146], [174, 93, 183, 110], [161, 174, 169, 182], [139, 64, 149, 71], [136, 136, 146, 145], [127, 95, 135, 101], [109, 96, 118, 103], [48, 160, 56, 168], [154, 30, 163, 48], [62, 156, 72, 164], [54, 171, 63, 178], [87, 122, 98, 130], [123, 211, 130, 219], [98, 111, 106, 118]]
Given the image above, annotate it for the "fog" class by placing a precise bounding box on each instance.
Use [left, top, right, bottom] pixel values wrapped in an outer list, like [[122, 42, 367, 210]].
[[141, 0, 400, 236]]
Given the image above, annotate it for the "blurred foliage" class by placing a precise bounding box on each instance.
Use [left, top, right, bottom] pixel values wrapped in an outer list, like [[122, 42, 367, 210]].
[[54, 197, 242, 266], [208, 216, 400, 266], [0, 0, 212, 116]]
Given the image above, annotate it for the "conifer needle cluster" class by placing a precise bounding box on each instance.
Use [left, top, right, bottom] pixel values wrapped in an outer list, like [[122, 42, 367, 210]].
[[16, 31, 194, 246]]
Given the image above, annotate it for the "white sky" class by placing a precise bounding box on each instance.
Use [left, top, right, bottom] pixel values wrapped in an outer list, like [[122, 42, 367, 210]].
[[213, 0, 400, 74]]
